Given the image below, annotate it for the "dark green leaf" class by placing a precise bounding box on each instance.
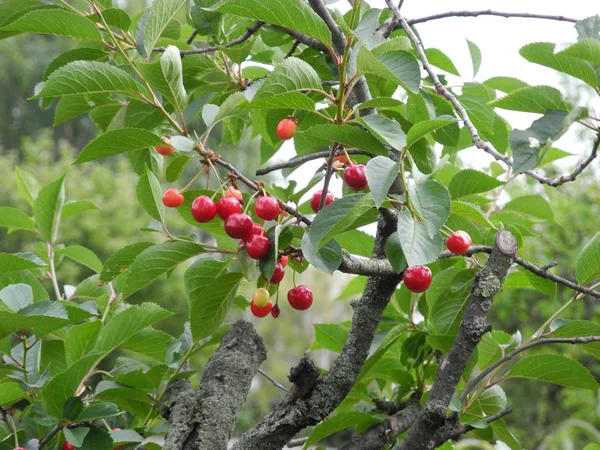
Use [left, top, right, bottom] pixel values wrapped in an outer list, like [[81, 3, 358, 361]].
[[576, 233, 600, 285], [508, 355, 599, 390], [74, 129, 164, 164], [448, 169, 504, 199]]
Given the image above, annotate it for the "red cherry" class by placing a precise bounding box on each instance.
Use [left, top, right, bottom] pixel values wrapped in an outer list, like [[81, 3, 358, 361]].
[[255, 196, 280, 221], [224, 213, 253, 239], [155, 136, 174, 156], [276, 117, 298, 140], [191, 195, 217, 222], [403, 266, 432, 293], [279, 255, 289, 267], [310, 190, 334, 213], [224, 186, 243, 200], [343, 164, 368, 190], [287, 285, 313, 310], [63, 442, 76, 450], [263, 262, 285, 284], [250, 223, 267, 236], [216, 196, 242, 220], [246, 234, 271, 260], [162, 188, 184, 208], [271, 304, 280, 318], [251, 299, 273, 317], [446, 230, 472, 255]]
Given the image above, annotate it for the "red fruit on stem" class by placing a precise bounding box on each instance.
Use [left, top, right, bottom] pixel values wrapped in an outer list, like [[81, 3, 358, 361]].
[[271, 304, 280, 318], [276, 117, 297, 140], [343, 164, 368, 190], [250, 223, 267, 236], [251, 299, 273, 318], [216, 196, 242, 220], [403, 266, 432, 293], [63, 442, 76, 450], [287, 285, 313, 310], [279, 255, 289, 267], [310, 190, 334, 213], [446, 230, 472, 255], [224, 186, 243, 200], [246, 234, 271, 260], [252, 288, 271, 307], [255, 196, 280, 221], [155, 136, 174, 156], [162, 188, 184, 208], [191, 195, 217, 222], [224, 213, 253, 239], [263, 262, 285, 284]]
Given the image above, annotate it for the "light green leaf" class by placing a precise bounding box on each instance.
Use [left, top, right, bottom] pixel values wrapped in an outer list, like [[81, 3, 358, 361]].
[[558, 39, 600, 68], [396, 209, 443, 267], [62, 200, 99, 219], [57, 246, 103, 274], [552, 320, 600, 360], [489, 85, 573, 113], [121, 328, 173, 361], [336, 276, 367, 301], [508, 354, 599, 390], [312, 323, 349, 353], [110, 429, 144, 444], [299, 124, 387, 156], [503, 270, 556, 297], [360, 114, 406, 151], [74, 128, 164, 164], [259, 225, 282, 281], [503, 195, 553, 221], [301, 233, 342, 275], [242, 91, 316, 111], [365, 156, 400, 208], [0, 382, 26, 405], [122, 241, 205, 298], [3, 9, 102, 40], [65, 321, 102, 366], [205, 91, 248, 127], [335, 230, 375, 258], [304, 412, 378, 449], [0, 207, 36, 231], [407, 118, 457, 149], [136, 168, 166, 223], [576, 233, 600, 284], [15, 166, 39, 206], [33, 175, 66, 244], [140, 0, 188, 57], [484, 76, 530, 93], [64, 427, 90, 447], [409, 179, 451, 238], [100, 242, 155, 283], [76, 403, 120, 422], [425, 48, 460, 76], [210, 0, 332, 46], [0, 283, 33, 312], [466, 39, 482, 77], [356, 46, 420, 93], [44, 48, 107, 80], [166, 155, 193, 182], [491, 420, 520, 450], [448, 169, 504, 199], [451, 201, 496, 229], [429, 271, 473, 335]]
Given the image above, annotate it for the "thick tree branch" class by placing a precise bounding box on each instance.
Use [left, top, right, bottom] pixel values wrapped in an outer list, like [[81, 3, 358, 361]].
[[392, 230, 518, 450], [256, 149, 374, 176], [307, 0, 346, 55], [164, 321, 266, 450]]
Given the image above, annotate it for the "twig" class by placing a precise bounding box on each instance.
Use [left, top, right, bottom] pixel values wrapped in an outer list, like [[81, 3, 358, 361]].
[[287, 437, 308, 448], [255, 149, 373, 176], [39, 424, 63, 449], [276, 27, 329, 54], [408, 10, 577, 26], [285, 40, 301, 59], [185, 30, 198, 45], [258, 369, 289, 393], [435, 408, 513, 445], [47, 243, 62, 300]]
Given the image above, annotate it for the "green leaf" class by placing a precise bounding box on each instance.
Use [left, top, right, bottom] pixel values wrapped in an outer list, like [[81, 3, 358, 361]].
[[365, 156, 400, 208], [520, 42, 598, 89], [491, 420, 520, 450], [15, 166, 39, 206], [448, 169, 504, 199], [466, 39, 482, 77], [185, 258, 243, 341], [136, 168, 165, 223], [451, 201, 496, 229], [558, 39, 600, 68], [359, 114, 406, 151], [3, 9, 102, 40], [335, 230, 375, 258], [407, 118, 457, 149], [64, 427, 90, 447], [74, 128, 164, 164], [429, 271, 473, 335], [0, 283, 33, 312], [206, 91, 248, 127], [484, 76, 530, 93], [76, 403, 120, 422], [121, 328, 173, 361], [62, 200, 99, 219], [35, 61, 149, 100], [109, 429, 144, 444], [44, 48, 107, 80], [508, 354, 599, 390], [259, 225, 282, 280], [166, 155, 193, 182], [576, 233, 600, 285], [312, 323, 349, 353], [549, 320, 600, 360], [396, 209, 443, 267], [65, 321, 102, 366], [56, 246, 103, 274], [424, 48, 460, 76], [0, 253, 46, 274], [80, 427, 113, 450], [304, 412, 378, 449], [210, 0, 332, 46], [489, 85, 573, 113], [503, 270, 556, 297], [0, 207, 36, 232], [97, 8, 131, 31], [0, 382, 26, 405], [33, 175, 66, 244], [409, 179, 451, 238], [301, 234, 342, 276], [299, 124, 387, 156], [100, 242, 155, 283], [459, 82, 495, 134], [503, 195, 553, 221], [356, 46, 420, 93], [122, 241, 205, 298], [336, 276, 367, 301], [140, 0, 188, 57], [90, 104, 122, 132], [385, 232, 406, 272]]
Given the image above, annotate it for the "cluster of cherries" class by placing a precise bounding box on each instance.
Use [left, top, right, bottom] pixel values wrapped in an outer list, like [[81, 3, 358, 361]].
[[58, 428, 123, 450]]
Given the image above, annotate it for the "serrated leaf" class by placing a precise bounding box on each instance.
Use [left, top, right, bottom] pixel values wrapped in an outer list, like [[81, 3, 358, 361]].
[[0, 207, 36, 232], [429, 271, 473, 335], [489, 85, 573, 113], [409, 179, 451, 238], [166, 155, 193, 182], [335, 230, 375, 258], [385, 232, 406, 272], [503, 195, 553, 221], [259, 225, 282, 280], [504, 270, 556, 297], [407, 118, 457, 149], [0, 283, 33, 312], [15, 166, 39, 206], [74, 128, 164, 164], [312, 323, 349, 353], [558, 38, 600, 68], [299, 124, 387, 156], [64, 427, 90, 447], [3, 9, 102, 40], [508, 354, 599, 390], [136, 168, 165, 223], [204, 92, 248, 128], [491, 420, 521, 450], [65, 321, 102, 366], [576, 233, 600, 285], [301, 233, 342, 275], [484, 76, 530, 93], [356, 46, 420, 93], [448, 169, 504, 199], [44, 48, 107, 80], [466, 39, 482, 77], [62, 200, 99, 219], [0, 382, 25, 405], [56, 246, 103, 274], [396, 209, 443, 267], [303, 412, 378, 449], [80, 426, 113, 450], [140, 0, 188, 57], [425, 48, 460, 76], [33, 175, 66, 244], [100, 242, 155, 283], [552, 320, 600, 360], [121, 328, 173, 361], [366, 156, 400, 208], [76, 403, 120, 422], [451, 201, 496, 229], [360, 114, 406, 151]]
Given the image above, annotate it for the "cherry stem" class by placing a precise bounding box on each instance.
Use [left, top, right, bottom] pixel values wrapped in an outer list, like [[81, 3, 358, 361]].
[[292, 269, 297, 288], [244, 190, 260, 214], [180, 168, 205, 193]]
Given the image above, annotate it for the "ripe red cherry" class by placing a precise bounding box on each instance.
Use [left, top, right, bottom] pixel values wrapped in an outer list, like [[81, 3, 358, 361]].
[[343, 164, 368, 190], [310, 190, 334, 213], [255, 196, 280, 221], [224, 186, 243, 200], [63, 442, 76, 450], [287, 285, 313, 310], [403, 266, 432, 293], [155, 136, 174, 156], [251, 299, 273, 317], [162, 188, 184, 208], [250, 223, 267, 236], [224, 213, 253, 239], [216, 196, 242, 220], [271, 304, 280, 318], [191, 195, 217, 222], [246, 234, 271, 260], [446, 230, 472, 255], [279, 255, 289, 267], [263, 262, 285, 284], [276, 117, 297, 140]]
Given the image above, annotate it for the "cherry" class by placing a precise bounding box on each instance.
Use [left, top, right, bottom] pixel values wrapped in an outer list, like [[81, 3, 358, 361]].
[[271, 304, 280, 318], [191, 195, 217, 222], [263, 262, 285, 284], [276, 117, 297, 140], [446, 230, 472, 255], [287, 285, 313, 310], [250, 223, 267, 236], [14, 448, 27, 450], [162, 188, 184, 208], [343, 164, 368, 190], [279, 255, 289, 267], [224, 186, 243, 201], [310, 190, 334, 213], [216, 196, 242, 220], [246, 234, 271, 260], [63, 442, 76, 450], [403, 266, 432, 293], [251, 299, 273, 318], [255, 196, 280, 221], [224, 213, 253, 239], [252, 288, 271, 307], [155, 136, 174, 156]]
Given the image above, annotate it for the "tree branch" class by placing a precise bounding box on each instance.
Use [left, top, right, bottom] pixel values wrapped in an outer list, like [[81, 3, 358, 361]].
[[255, 149, 374, 176], [408, 10, 577, 25], [307, 0, 346, 55], [433, 407, 513, 446], [164, 321, 267, 450], [392, 230, 518, 450], [276, 27, 329, 54]]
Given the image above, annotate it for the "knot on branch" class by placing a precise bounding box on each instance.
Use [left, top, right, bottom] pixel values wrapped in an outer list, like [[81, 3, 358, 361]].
[[285, 354, 320, 405], [422, 401, 447, 429], [472, 273, 501, 298]]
